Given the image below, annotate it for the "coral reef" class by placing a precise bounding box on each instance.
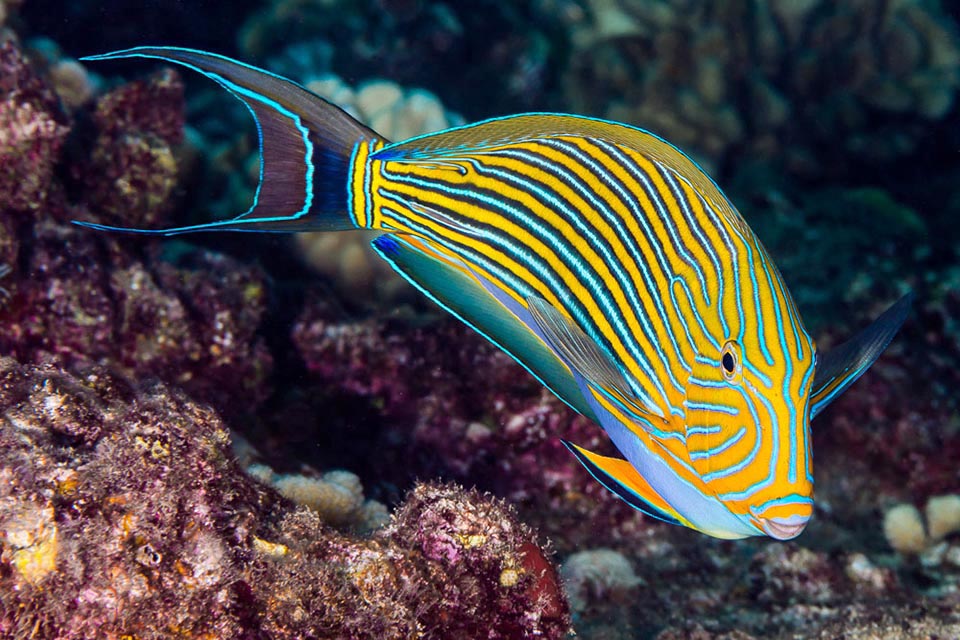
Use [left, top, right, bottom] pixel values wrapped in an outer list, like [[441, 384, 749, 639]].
[[0, 40, 272, 420], [1, 4, 959, 639], [75, 67, 186, 229], [0, 359, 570, 638], [0, 41, 70, 213], [566, 0, 960, 174], [731, 168, 926, 327], [287, 301, 660, 551], [0, 220, 274, 420]]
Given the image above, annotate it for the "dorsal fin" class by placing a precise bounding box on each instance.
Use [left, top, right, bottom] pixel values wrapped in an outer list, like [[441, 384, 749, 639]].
[[371, 112, 750, 234]]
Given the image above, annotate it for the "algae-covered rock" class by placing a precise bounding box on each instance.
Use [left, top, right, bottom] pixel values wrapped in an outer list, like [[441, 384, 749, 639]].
[[0, 41, 69, 213], [0, 360, 570, 639]]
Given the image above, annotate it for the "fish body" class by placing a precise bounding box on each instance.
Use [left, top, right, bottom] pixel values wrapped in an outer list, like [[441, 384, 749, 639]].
[[75, 48, 913, 540]]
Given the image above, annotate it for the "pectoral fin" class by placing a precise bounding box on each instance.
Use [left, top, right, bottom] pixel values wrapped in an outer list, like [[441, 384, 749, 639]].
[[525, 295, 667, 424], [810, 292, 913, 418], [562, 440, 688, 526], [370, 234, 595, 420]]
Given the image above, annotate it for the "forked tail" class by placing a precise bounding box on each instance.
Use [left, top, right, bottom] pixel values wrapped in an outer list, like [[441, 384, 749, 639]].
[[73, 47, 386, 235]]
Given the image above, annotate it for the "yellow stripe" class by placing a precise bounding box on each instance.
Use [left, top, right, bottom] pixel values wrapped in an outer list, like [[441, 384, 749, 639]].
[[379, 159, 640, 374], [473, 147, 672, 397]]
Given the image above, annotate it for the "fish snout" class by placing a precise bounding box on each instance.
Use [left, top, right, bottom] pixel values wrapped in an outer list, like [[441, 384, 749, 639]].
[[756, 514, 810, 540]]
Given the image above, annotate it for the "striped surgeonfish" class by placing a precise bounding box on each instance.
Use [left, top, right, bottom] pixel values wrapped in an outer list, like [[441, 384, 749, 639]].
[[75, 48, 913, 540]]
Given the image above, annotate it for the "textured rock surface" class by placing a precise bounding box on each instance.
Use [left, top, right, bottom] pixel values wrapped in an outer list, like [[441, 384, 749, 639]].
[[0, 360, 570, 639]]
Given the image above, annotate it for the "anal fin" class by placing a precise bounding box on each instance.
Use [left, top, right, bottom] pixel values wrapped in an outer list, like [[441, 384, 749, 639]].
[[563, 440, 687, 527]]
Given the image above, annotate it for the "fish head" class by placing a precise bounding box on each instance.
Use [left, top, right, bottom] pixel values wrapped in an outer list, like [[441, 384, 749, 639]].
[[682, 310, 818, 540]]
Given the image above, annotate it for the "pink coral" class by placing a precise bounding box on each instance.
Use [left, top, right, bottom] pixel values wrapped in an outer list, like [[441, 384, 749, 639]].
[[290, 302, 658, 550], [0, 219, 273, 419]]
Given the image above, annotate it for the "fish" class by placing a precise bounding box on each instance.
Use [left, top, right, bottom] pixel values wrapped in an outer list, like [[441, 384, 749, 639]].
[[74, 47, 913, 540]]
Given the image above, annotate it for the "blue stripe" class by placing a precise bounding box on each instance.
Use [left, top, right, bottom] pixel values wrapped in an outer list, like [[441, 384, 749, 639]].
[[685, 402, 740, 416], [346, 141, 361, 226], [460, 150, 686, 396], [689, 426, 746, 461], [379, 166, 673, 413]]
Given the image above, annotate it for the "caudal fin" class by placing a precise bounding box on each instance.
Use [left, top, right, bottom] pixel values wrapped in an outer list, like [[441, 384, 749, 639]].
[[73, 46, 386, 235]]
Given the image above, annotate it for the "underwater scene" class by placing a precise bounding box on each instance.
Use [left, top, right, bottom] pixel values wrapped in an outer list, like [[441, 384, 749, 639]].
[[1, 0, 959, 638]]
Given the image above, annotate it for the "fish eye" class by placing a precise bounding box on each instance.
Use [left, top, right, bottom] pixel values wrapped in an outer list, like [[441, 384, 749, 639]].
[[720, 341, 740, 381]]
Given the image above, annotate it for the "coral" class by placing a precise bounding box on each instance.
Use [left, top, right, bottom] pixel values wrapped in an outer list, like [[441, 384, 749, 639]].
[[75, 67, 186, 229], [884, 503, 928, 554], [561, 548, 642, 615], [0, 502, 58, 585], [0, 220, 274, 419], [843, 553, 897, 594], [730, 170, 926, 327], [0, 36, 269, 426], [0, 361, 569, 638], [927, 495, 960, 540], [0, 41, 70, 213], [287, 302, 658, 551], [566, 0, 960, 174], [238, 0, 567, 118], [48, 58, 95, 108], [749, 545, 840, 605], [252, 464, 389, 532], [304, 74, 462, 142], [884, 495, 960, 555], [382, 482, 570, 638], [18, 38, 99, 112]]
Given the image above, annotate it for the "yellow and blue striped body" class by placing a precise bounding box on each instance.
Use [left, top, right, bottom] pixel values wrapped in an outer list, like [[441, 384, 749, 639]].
[[349, 116, 816, 538], [75, 48, 913, 540]]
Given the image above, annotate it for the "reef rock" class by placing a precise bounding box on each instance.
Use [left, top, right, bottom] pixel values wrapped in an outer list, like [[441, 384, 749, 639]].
[[76, 66, 186, 229], [0, 359, 570, 639], [0, 219, 273, 420], [0, 41, 70, 213]]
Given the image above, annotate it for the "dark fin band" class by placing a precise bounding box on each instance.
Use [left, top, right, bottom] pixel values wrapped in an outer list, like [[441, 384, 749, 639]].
[[75, 47, 385, 234]]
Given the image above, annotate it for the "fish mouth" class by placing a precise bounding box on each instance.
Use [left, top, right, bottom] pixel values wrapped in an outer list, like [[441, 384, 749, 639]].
[[757, 515, 809, 540]]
